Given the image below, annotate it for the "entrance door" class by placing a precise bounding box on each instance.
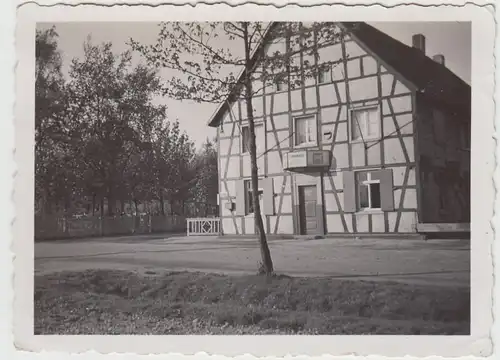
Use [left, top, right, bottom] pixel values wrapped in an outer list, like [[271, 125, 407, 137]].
[[298, 185, 319, 235]]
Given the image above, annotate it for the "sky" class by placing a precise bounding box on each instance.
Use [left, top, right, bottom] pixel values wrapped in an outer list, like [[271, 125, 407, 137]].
[[38, 21, 471, 149]]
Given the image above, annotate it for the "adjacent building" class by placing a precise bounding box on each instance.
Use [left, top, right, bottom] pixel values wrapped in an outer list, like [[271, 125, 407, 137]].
[[207, 22, 470, 236]]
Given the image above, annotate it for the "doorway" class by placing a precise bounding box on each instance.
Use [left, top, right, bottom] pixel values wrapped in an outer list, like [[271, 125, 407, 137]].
[[298, 185, 319, 235]]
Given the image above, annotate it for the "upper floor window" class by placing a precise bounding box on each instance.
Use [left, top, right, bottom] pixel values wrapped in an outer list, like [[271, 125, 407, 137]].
[[241, 123, 264, 154], [275, 80, 287, 92], [244, 179, 263, 215], [294, 114, 317, 147], [317, 65, 331, 84], [350, 106, 380, 142]]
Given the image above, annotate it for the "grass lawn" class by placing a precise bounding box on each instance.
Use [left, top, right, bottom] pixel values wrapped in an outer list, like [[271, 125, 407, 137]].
[[35, 269, 470, 335]]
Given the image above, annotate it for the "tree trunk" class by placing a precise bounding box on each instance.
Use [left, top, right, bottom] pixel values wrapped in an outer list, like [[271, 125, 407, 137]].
[[133, 199, 139, 216], [159, 194, 165, 216], [107, 188, 114, 217], [242, 23, 274, 275], [92, 194, 96, 216]]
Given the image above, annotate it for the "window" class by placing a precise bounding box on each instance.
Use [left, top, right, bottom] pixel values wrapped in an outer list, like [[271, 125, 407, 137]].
[[241, 124, 264, 154], [275, 80, 287, 92], [294, 115, 317, 146], [241, 126, 250, 153], [317, 66, 331, 84], [244, 179, 263, 215], [356, 171, 381, 210], [350, 106, 380, 142]]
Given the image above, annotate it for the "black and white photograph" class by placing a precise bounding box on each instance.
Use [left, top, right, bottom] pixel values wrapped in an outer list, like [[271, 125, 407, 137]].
[[12, 1, 495, 357]]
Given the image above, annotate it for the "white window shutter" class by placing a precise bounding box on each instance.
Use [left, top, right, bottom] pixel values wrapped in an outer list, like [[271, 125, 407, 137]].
[[235, 179, 246, 216], [262, 178, 275, 215], [343, 171, 357, 212], [373, 169, 394, 211]]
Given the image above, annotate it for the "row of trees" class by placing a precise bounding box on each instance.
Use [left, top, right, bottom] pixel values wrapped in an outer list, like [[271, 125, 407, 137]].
[[35, 27, 217, 218], [37, 22, 347, 274]]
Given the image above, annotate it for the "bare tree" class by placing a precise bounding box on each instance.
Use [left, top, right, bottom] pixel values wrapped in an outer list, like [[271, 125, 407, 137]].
[[131, 22, 347, 274]]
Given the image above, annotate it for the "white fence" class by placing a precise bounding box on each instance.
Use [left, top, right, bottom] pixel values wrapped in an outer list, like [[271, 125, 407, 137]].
[[187, 217, 221, 236]]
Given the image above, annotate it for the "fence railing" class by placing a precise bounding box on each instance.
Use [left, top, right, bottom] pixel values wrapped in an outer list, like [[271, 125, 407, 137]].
[[187, 217, 221, 236], [35, 214, 186, 240]]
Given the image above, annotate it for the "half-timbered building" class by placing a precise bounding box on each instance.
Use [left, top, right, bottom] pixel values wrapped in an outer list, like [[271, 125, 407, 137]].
[[207, 22, 471, 236]]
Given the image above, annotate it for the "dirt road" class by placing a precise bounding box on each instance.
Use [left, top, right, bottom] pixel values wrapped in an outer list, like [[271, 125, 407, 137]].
[[35, 235, 470, 287]]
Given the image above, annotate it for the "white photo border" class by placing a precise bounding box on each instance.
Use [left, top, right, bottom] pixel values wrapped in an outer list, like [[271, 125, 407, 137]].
[[12, 1, 495, 357]]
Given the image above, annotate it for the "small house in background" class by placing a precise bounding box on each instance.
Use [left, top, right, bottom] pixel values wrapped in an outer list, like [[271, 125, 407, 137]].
[[207, 22, 471, 237]]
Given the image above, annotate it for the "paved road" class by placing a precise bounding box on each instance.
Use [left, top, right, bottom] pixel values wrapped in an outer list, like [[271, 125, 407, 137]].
[[35, 235, 470, 287]]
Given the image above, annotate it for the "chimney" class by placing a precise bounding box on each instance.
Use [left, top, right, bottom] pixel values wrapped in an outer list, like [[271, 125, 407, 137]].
[[412, 34, 426, 54], [432, 54, 445, 66]]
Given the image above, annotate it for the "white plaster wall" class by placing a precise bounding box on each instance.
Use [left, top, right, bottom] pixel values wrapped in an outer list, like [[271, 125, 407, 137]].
[[267, 151, 283, 174], [348, 76, 379, 101], [268, 114, 289, 130], [272, 92, 289, 114], [305, 87, 317, 108], [393, 188, 418, 209], [220, 156, 241, 179], [334, 143, 349, 169], [371, 213, 385, 232], [344, 40, 365, 58], [290, 90, 302, 111], [324, 192, 343, 212], [273, 175, 291, 194], [222, 217, 242, 235], [383, 113, 414, 136], [319, 84, 337, 106], [326, 214, 353, 233], [241, 155, 265, 177], [221, 179, 236, 199], [274, 194, 292, 214], [382, 95, 412, 115], [391, 166, 416, 186], [366, 142, 382, 166], [320, 105, 347, 124], [362, 56, 378, 76], [355, 213, 370, 232], [347, 58, 362, 78], [351, 143, 365, 168], [219, 137, 240, 156], [387, 211, 417, 232], [384, 138, 415, 164], [244, 216, 255, 235], [276, 215, 294, 234], [318, 42, 343, 65]]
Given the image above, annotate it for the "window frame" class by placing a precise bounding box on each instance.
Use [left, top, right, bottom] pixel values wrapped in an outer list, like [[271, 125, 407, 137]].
[[349, 105, 381, 144], [274, 78, 288, 93], [293, 113, 319, 148], [240, 122, 264, 155], [244, 179, 264, 215], [355, 170, 382, 212], [317, 65, 331, 84]]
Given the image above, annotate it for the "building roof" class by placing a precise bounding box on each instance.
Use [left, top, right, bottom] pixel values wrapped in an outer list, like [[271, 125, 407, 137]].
[[341, 22, 470, 115], [208, 22, 470, 127]]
